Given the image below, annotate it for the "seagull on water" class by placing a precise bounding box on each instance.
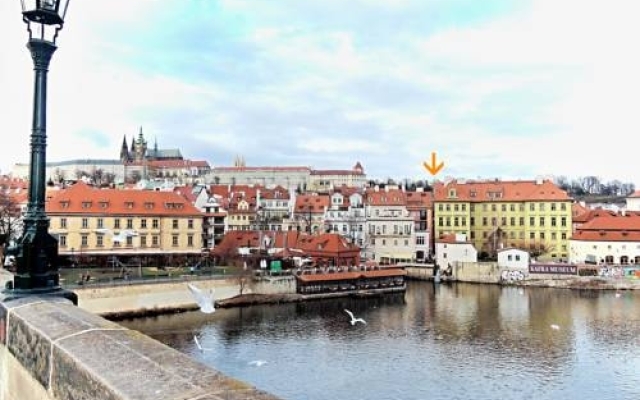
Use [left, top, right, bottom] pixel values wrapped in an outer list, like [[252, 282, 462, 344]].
[[344, 309, 366, 325], [193, 335, 214, 352], [550, 324, 560, 330], [615, 291, 622, 298], [248, 360, 268, 367], [188, 283, 216, 313]]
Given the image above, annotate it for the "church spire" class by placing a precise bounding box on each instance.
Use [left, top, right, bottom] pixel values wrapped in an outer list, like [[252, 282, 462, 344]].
[[120, 135, 130, 162]]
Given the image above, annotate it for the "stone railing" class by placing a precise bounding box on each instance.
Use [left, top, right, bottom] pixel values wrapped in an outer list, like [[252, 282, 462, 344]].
[[0, 296, 280, 400]]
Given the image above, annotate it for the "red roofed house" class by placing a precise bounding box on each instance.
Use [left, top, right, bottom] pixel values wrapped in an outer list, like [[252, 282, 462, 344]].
[[46, 181, 205, 267], [570, 211, 640, 265]]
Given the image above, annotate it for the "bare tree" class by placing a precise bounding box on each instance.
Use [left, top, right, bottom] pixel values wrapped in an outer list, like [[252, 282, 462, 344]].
[[236, 263, 253, 295], [0, 192, 22, 245]]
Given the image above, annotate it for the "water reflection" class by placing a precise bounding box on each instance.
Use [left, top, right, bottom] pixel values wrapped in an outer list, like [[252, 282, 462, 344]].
[[120, 282, 640, 400]]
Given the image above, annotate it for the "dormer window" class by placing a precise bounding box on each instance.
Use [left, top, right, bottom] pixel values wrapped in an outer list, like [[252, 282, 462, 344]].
[[81, 201, 92, 209], [60, 200, 70, 209], [125, 201, 134, 209], [448, 189, 457, 198], [99, 201, 108, 209], [144, 202, 154, 210]]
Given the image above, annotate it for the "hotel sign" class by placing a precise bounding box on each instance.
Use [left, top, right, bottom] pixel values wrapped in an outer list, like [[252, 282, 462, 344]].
[[529, 264, 577, 275]]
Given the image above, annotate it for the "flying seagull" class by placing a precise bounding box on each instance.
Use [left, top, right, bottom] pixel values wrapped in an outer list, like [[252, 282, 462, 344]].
[[187, 283, 216, 313], [94, 228, 139, 244], [193, 335, 214, 352], [550, 324, 560, 330], [344, 309, 366, 325]]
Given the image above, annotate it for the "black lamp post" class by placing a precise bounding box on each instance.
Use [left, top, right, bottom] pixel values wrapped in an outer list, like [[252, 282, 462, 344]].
[[3, 0, 77, 304]]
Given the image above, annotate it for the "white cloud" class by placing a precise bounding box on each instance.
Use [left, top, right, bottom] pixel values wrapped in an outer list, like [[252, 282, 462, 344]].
[[3, 0, 640, 188]]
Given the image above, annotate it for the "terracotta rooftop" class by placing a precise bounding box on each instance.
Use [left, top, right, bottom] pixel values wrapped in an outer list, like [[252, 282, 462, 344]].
[[433, 179, 570, 202], [46, 181, 202, 216]]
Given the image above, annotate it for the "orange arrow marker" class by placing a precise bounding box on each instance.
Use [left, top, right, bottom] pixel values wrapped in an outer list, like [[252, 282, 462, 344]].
[[423, 152, 444, 176]]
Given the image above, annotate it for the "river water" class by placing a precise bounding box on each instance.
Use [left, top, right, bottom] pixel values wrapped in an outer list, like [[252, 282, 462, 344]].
[[120, 282, 640, 400]]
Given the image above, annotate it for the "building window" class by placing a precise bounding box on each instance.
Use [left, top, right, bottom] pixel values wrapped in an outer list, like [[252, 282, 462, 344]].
[[529, 217, 535, 226], [152, 235, 159, 246], [539, 217, 545, 227], [172, 219, 179, 229], [114, 219, 121, 229], [470, 217, 475, 226], [81, 234, 88, 248], [482, 217, 488, 226], [539, 203, 545, 211], [540, 232, 545, 239], [530, 232, 535, 239], [59, 235, 67, 247], [561, 217, 567, 227], [60, 218, 67, 229], [97, 235, 103, 247], [152, 219, 159, 229], [97, 218, 104, 229], [172, 235, 179, 247], [470, 231, 475, 239], [551, 217, 557, 227], [438, 217, 443, 227], [125, 219, 132, 229], [454, 217, 459, 227], [491, 204, 497, 212], [126, 236, 133, 246], [561, 203, 566, 211], [510, 217, 515, 226], [551, 232, 557, 240], [551, 203, 556, 211], [416, 236, 425, 245], [501, 204, 506, 212], [561, 233, 567, 240], [140, 219, 147, 229], [529, 203, 535, 211], [188, 235, 194, 247], [520, 217, 525, 226], [81, 218, 88, 229], [188, 219, 194, 229], [140, 236, 147, 247]]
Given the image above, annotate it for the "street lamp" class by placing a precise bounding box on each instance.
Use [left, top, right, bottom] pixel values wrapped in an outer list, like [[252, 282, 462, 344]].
[[3, 0, 77, 304]]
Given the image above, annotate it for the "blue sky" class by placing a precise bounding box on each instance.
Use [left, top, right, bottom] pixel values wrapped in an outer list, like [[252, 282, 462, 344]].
[[1, 0, 639, 186]]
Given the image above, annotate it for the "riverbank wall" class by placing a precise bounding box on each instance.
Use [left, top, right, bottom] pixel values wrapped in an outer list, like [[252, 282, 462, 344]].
[[404, 262, 640, 290]]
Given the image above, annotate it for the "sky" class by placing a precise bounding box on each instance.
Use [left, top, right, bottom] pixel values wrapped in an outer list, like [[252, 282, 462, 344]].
[[1, 0, 640, 186]]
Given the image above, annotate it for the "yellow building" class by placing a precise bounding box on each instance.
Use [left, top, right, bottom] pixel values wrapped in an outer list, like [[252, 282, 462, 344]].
[[433, 179, 572, 260], [46, 182, 204, 265]]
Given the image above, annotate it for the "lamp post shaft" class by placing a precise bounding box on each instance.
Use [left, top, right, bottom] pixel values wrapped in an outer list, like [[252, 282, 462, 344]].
[[5, 38, 76, 304]]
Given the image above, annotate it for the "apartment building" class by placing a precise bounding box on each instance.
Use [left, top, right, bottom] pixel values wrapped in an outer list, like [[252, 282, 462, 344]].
[[46, 182, 204, 263], [433, 178, 572, 261], [323, 187, 367, 247], [365, 186, 414, 264]]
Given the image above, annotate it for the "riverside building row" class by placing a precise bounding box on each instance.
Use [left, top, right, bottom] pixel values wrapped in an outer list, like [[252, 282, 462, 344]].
[[4, 175, 640, 267]]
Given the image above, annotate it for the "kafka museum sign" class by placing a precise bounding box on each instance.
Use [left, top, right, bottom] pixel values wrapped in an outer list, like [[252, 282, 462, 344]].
[[528, 263, 577, 275]]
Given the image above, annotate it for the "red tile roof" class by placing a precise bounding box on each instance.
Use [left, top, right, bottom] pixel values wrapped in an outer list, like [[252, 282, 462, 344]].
[[405, 191, 433, 209], [295, 194, 330, 213], [46, 181, 202, 216], [147, 159, 210, 168], [572, 213, 640, 241], [433, 179, 570, 202], [365, 188, 407, 206]]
